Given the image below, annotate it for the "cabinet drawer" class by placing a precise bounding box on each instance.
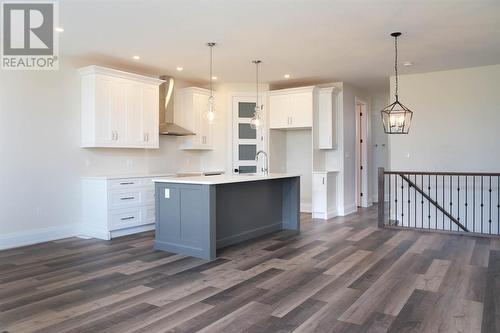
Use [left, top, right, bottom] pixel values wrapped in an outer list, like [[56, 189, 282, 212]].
[[109, 189, 143, 209], [109, 208, 141, 230], [108, 178, 144, 190]]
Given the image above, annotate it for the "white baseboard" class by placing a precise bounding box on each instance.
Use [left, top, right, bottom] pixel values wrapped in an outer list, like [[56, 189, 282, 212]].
[[110, 224, 155, 238], [300, 202, 312, 213], [338, 203, 357, 216], [312, 209, 338, 220], [0, 224, 80, 251], [78, 226, 110, 241]]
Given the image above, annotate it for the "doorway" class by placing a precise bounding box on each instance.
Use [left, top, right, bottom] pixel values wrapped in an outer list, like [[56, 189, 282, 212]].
[[355, 99, 369, 207], [231, 95, 266, 174]]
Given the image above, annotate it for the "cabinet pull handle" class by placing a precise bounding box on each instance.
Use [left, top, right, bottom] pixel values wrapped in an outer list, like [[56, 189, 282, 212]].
[[121, 216, 135, 220], [322, 177, 325, 185], [120, 182, 134, 185], [120, 196, 135, 200]]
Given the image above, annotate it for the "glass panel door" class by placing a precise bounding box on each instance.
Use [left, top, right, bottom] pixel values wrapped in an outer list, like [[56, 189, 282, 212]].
[[232, 98, 265, 174]]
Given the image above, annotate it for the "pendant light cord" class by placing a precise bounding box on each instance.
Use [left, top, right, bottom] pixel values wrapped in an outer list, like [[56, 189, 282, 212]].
[[256, 61, 259, 108], [209, 44, 213, 97], [394, 34, 398, 100]]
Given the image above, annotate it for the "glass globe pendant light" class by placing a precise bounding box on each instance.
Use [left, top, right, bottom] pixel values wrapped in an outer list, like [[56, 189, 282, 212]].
[[250, 60, 263, 129], [205, 42, 216, 124], [381, 32, 414, 134]]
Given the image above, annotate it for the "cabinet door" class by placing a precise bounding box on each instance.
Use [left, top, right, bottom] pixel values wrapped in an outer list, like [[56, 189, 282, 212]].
[[312, 173, 327, 214], [193, 91, 211, 148], [289, 92, 312, 128], [318, 91, 333, 149], [125, 81, 143, 147], [141, 84, 159, 148], [94, 75, 115, 145], [110, 78, 127, 145], [269, 94, 289, 129]]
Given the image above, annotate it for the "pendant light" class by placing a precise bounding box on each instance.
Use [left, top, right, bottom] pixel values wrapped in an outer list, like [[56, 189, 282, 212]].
[[206, 42, 216, 124], [381, 32, 413, 134], [250, 60, 262, 129]]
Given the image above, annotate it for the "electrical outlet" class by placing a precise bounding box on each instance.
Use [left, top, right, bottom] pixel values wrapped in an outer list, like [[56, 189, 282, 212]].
[[164, 188, 170, 199]]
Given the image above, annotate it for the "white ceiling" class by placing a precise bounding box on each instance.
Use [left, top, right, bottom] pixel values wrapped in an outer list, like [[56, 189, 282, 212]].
[[60, 0, 500, 94]]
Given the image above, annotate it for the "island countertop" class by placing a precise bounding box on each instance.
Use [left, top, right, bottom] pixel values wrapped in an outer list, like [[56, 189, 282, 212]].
[[152, 173, 301, 185]]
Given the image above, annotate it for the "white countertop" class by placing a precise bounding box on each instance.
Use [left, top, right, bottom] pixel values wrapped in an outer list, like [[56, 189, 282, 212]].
[[152, 173, 301, 185], [82, 173, 175, 180]]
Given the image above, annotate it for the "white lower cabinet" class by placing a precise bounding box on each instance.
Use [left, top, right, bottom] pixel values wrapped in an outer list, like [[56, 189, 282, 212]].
[[81, 175, 170, 240], [312, 171, 338, 220]]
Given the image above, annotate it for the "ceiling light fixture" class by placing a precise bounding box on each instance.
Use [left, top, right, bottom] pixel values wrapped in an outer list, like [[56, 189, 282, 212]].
[[403, 61, 413, 67], [132, 55, 140, 60], [284, 74, 291, 79], [55, 27, 64, 32], [206, 42, 216, 124], [250, 60, 263, 130], [211, 76, 218, 80], [176, 66, 183, 71], [381, 32, 414, 134]]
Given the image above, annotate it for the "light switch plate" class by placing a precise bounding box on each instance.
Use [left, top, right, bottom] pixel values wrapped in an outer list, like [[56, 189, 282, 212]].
[[164, 188, 170, 198]]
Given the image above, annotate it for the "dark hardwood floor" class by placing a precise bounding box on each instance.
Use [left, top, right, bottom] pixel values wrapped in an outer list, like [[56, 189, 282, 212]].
[[1, 206, 499, 332]]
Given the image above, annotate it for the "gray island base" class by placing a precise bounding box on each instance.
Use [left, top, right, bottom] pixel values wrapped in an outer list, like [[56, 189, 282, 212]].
[[153, 174, 300, 260]]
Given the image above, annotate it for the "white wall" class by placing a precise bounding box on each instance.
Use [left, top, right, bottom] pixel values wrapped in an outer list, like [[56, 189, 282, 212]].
[[389, 64, 500, 172], [371, 95, 389, 202], [341, 83, 371, 214]]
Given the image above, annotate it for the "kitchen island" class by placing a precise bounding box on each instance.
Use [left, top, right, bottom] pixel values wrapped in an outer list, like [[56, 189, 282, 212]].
[[153, 174, 300, 260]]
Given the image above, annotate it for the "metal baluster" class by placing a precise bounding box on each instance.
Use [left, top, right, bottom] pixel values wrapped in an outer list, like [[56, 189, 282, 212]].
[[395, 174, 398, 225], [408, 174, 411, 228], [388, 174, 391, 225], [421, 174, 424, 228], [465, 176, 469, 229], [428, 174, 431, 229], [473, 176, 476, 233], [450, 175, 453, 231], [415, 175, 417, 228], [401, 176, 404, 227], [443, 175, 445, 230], [435, 174, 438, 230], [489, 176, 492, 234], [481, 176, 484, 234], [457, 176, 460, 232]]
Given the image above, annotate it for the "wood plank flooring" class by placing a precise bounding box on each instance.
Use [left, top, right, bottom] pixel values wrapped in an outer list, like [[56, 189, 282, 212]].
[[1, 206, 499, 333]]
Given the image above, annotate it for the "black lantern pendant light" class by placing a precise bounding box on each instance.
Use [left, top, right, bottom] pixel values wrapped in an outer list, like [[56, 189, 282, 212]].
[[381, 32, 413, 134]]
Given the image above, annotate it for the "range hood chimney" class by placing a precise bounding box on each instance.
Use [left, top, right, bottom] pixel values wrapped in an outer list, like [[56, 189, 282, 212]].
[[159, 75, 195, 136]]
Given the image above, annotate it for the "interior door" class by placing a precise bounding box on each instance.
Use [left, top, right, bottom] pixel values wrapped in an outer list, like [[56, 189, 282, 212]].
[[232, 97, 265, 174]]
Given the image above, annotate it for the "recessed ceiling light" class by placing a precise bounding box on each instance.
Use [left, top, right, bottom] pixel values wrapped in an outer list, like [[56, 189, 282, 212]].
[[284, 74, 291, 79], [211, 76, 218, 80], [55, 27, 64, 32], [176, 66, 183, 71], [403, 61, 413, 67], [132, 55, 140, 60]]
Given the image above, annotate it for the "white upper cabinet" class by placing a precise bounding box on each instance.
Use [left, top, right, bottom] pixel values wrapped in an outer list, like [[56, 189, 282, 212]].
[[80, 66, 163, 149], [176, 87, 213, 150], [268, 86, 316, 129], [318, 87, 339, 149]]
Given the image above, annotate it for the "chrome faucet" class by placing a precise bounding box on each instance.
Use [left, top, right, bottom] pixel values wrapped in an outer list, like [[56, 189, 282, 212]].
[[255, 150, 268, 175]]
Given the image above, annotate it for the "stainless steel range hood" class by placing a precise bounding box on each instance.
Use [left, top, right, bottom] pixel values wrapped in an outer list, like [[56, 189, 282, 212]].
[[159, 75, 195, 136]]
